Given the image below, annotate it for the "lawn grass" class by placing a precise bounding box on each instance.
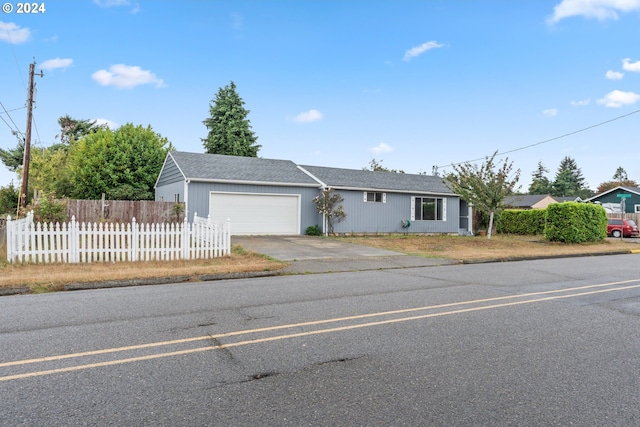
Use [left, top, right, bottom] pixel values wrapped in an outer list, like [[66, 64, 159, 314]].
[[340, 234, 636, 262], [0, 244, 287, 292], [1, 234, 636, 293]]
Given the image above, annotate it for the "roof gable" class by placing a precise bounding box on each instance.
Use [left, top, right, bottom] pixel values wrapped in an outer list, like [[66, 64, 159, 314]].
[[585, 185, 640, 202], [168, 151, 319, 186]]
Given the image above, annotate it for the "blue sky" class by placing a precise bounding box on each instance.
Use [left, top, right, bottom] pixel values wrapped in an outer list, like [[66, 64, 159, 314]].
[[1, 0, 640, 193]]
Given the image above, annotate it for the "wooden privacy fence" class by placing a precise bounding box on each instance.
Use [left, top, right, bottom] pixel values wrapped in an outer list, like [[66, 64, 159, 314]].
[[6, 212, 230, 264], [65, 199, 183, 224]]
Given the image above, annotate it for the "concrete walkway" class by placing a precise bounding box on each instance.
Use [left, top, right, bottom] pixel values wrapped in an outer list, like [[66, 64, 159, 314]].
[[231, 235, 458, 274]]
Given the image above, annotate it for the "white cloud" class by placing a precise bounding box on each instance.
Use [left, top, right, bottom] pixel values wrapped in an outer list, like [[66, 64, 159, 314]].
[[370, 143, 394, 154], [231, 13, 243, 30], [543, 108, 558, 117], [597, 89, 640, 107], [41, 58, 73, 71], [92, 64, 166, 89], [570, 98, 591, 106], [548, 0, 640, 23], [292, 109, 323, 123], [0, 22, 31, 44], [403, 41, 444, 62], [622, 57, 640, 72], [94, 0, 140, 13], [94, 0, 128, 7], [606, 70, 624, 80], [93, 118, 119, 129]]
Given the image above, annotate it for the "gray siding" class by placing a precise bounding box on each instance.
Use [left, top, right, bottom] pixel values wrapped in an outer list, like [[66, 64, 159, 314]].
[[156, 157, 183, 187], [155, 180, 184, 204], [332, 190, 459, 234], [185, 181, 321, 234]]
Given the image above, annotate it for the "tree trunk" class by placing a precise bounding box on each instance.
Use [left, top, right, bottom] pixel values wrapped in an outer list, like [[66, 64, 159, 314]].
[[487, 211, 495, 239]]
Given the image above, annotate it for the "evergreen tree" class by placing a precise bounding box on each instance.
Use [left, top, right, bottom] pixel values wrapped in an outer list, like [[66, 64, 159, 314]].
[[57, 115, 100, 145], [202, 81, 260, 157], [0, 140, 24, 172], [551, 156, 590, 198], [528, 161, 552, 194], [613, 166, 628, 182]]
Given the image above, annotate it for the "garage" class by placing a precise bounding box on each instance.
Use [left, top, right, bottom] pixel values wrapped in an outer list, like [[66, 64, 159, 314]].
[[209, 192, 300, 235]]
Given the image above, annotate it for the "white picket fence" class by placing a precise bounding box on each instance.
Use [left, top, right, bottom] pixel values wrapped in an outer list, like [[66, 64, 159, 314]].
[[5, 212, 230, 264]]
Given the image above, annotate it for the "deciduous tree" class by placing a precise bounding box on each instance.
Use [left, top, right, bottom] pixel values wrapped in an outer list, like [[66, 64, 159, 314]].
[[363, 158, 405, 173], [313, 188, 347, 235], [447, 151, 520, 239], [68, 123, 172, 200], [202, 81, 260, 157]]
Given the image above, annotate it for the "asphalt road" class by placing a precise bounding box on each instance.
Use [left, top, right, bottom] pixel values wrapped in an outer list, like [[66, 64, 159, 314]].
[[1, 254, 640, 426]]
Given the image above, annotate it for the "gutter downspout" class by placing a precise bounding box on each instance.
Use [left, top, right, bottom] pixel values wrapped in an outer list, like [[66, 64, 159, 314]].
[[184, 179, 190, 222]]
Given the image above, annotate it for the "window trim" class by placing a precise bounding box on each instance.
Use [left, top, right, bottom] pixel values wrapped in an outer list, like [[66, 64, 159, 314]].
[[410, 196, 447, 222], [363, 191, 386, 203]]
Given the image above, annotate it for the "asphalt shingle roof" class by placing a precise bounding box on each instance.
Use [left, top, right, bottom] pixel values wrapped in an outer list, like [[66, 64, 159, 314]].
[[169, 151, 319, 186], [503, 194, 551, 208], [299, 164, 455, 194], [166, 152, 455, 195]]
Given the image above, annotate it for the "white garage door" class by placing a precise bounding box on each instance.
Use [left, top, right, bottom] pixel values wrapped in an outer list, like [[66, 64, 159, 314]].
[[209, 192, 300, 235]]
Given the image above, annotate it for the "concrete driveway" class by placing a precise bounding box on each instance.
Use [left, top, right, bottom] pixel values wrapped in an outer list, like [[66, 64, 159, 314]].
[[231, 235, 458, 273]]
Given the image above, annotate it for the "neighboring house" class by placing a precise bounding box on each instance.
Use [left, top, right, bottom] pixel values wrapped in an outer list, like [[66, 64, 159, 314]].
[[503, 194, 558, 210], [554, 196, 582, 203], [155, 151, 467, 235], [584, 186, 640, 214]]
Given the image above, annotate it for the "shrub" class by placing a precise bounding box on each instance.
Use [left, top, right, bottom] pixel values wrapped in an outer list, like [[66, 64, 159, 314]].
[[496, 209, 546, 235], [544, 202, 606, 243], [306, 225, 321, 236], [23, 192, 68, 224]]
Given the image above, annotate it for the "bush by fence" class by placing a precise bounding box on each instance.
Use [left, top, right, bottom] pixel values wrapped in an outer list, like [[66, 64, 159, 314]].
[[544, 202, 607, 243]]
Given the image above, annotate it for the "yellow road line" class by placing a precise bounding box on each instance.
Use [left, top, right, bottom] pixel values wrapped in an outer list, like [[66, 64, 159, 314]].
[[2, 281, 639, 382], [1, 279, 638, 369]]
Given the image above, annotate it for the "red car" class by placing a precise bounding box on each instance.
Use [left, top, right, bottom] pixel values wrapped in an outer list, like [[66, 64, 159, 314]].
[[607, 218, 640, 238]]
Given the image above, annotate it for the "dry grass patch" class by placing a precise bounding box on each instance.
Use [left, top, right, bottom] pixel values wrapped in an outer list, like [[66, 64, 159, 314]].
[[340, 234, 636, 262], [0, 244, 287, 292]]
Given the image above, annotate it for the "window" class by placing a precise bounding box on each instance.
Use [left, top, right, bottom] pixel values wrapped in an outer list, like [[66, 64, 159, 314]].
[[411, 196, 446, 221], [364, 192, 385, 203], [635, 204, 640, 214]]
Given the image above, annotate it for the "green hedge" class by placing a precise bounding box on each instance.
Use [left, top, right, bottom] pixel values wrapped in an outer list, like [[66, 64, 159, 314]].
[[496, 209, 546, 235], [544, 202, 607, 243]]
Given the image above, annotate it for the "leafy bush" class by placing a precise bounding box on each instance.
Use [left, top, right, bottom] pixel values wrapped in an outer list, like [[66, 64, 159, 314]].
[[544, 202, 606, 243], [496, 209, 546, 235], [24, 193, 68, 224], [305, 225, 321, 236], [0, 183, 19, 216]]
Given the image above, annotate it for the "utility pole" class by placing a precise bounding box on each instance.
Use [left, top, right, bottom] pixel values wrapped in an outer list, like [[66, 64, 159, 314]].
[[20, 61, 44, 208]]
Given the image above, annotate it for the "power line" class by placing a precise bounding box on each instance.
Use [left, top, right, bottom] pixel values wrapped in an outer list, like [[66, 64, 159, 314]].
[[0, 101, 22, 135], [437, 108, 640, 170]]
